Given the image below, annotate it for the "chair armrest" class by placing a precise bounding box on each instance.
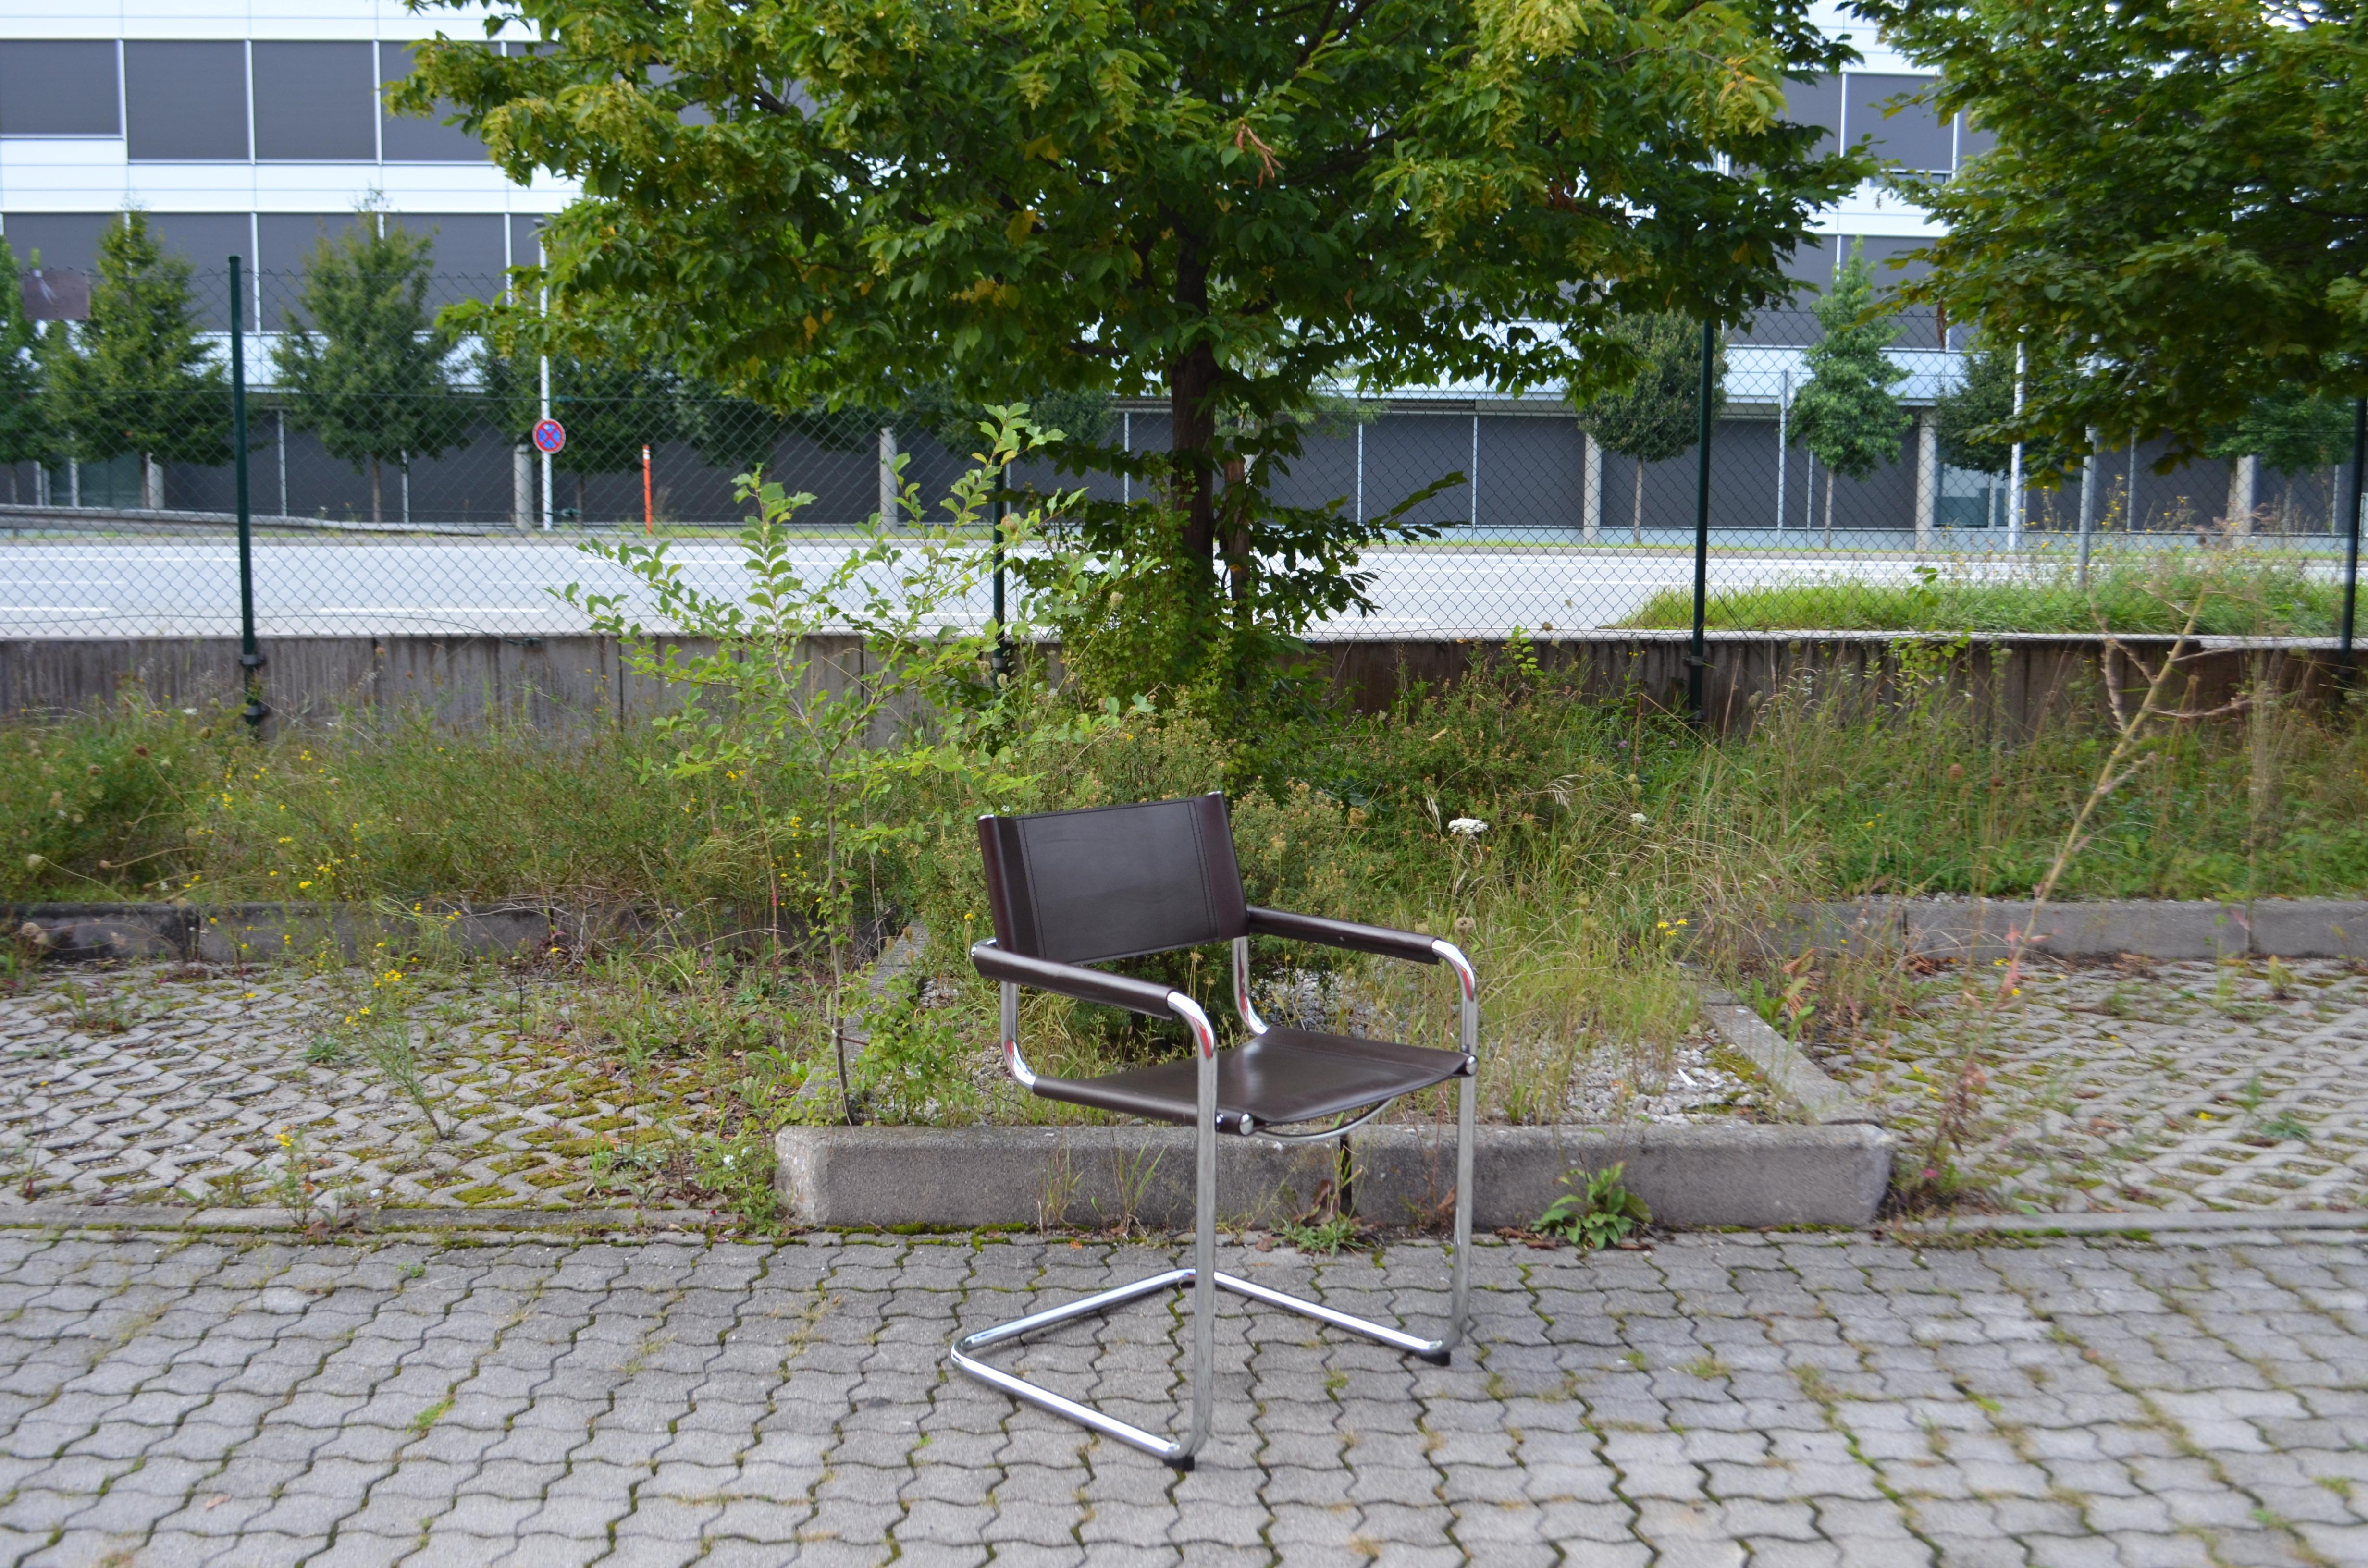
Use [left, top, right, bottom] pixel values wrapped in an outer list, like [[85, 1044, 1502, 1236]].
[[970, 940, 1181, 1018], [1245, 906, 1442, 965]]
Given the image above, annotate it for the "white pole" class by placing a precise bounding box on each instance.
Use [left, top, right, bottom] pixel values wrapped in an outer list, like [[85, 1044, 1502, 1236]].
[[1468, 412, 1479, 530], [1915, 410, 1938, 552], [400, 452, 410, 526], [877, 425, 897, 526], [1355, 420, 1364, 521], [1776, 368, 1790, 533], [1581, 429, 1601, 543], [2007, 340, 2026, 551]]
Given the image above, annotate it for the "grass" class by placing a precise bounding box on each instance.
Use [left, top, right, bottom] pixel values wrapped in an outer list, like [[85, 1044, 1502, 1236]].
[[9, 637, 2368, 1138], [1621, 549, 2345, 636]]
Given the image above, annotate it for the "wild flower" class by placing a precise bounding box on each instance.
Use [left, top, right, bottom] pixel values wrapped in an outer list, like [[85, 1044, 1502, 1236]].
[[1446, 817, 1488, 837]]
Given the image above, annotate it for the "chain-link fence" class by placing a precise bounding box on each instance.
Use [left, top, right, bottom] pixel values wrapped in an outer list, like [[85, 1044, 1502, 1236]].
[[3, 271, 2360, 643]]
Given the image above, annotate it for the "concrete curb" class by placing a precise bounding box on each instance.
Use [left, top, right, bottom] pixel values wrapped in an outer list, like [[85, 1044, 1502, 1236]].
[[1761, 897, 2368, 962], [774, 1121, 1895, 1232], [1692, 984, 1881, 1125], [0, 1202, 714, 1235], [1893, 1209, 2368, 1237]]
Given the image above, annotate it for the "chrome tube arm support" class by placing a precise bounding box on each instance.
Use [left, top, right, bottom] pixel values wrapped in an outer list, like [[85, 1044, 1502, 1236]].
[[1230, 935, 1270, 1037], [999, 981, 1035, 1090], [1430, 939, 1477, 1355]]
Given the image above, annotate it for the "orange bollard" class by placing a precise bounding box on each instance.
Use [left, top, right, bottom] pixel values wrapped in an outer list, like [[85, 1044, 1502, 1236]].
[[642, 444, 653, 534]]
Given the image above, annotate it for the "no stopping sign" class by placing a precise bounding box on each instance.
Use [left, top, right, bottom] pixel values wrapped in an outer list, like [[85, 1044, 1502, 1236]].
[[532, 418, 567, 453]]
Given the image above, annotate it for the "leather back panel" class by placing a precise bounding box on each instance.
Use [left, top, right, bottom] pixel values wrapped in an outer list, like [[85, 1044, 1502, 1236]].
[[977, 793, 1248, 963]]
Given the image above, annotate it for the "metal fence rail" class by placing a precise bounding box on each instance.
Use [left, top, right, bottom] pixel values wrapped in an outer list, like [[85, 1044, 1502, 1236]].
[[3, 267, 2362, 658]]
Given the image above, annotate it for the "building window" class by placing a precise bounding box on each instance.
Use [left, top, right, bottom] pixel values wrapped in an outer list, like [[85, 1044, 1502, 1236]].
[[379, 40, 488, 162], [0, 41, 121, 136], [123, 40, 249, 161], [253, 42, 376, 161]]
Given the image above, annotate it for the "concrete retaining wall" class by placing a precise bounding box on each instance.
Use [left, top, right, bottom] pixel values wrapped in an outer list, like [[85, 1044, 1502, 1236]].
[[4, 631, 2349, 736]]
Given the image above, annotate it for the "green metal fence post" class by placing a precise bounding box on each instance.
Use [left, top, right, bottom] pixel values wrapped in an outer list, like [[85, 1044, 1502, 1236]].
[[2344, 396, 2364, 677], [229, 256, 268, 735], [1688, 317, 1715, 725]]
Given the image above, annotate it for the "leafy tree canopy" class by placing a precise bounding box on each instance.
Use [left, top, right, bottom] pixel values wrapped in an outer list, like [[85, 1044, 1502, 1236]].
[[42, 211, 227, 469], [404, 0, 1864, 646], [1790, 242, 1907, 481], [1860, 0, 2368, 460], [274, 214, 474, 520]]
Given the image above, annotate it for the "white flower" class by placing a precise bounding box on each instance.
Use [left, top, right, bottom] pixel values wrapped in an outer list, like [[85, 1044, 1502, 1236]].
[[1446, 818, 1488, 837], [1629, 812, 1649, 825]]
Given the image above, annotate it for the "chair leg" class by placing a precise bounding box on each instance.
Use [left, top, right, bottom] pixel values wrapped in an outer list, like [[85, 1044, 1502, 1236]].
[[950, 993, 1472, 1465]]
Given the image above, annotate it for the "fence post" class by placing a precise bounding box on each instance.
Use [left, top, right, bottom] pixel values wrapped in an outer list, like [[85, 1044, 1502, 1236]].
[[1688, 318, 1715, 725], [2343, 397, 2363, 674], [1914, 410, 1937, 552], [229, 255, 267, 735], [2077, 426, 2098, 589]]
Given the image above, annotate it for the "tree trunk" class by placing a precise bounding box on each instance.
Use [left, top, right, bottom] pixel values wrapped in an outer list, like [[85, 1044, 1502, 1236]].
[[1630, 462, 1644, 545], [1168, 233, 1219, 597], [1223, 456, 1251, 617], [370, 455, 382, 525], [1823, 468, 1835, 547], [576, 472, 586, 527]]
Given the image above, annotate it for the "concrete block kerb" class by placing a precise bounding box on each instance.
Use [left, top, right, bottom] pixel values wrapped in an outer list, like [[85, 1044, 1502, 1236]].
[[773, 1121, 1895, 1232]]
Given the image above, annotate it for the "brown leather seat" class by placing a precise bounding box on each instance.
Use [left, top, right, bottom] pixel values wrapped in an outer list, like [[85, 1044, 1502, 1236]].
[[1030, 1026, 1467, 1133]]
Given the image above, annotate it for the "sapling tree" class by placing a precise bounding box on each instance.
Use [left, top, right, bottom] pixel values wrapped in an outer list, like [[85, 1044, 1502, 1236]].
[[1573, 313, 1724, 544], [561, 406, 1067, 1123], [0, 237, 44, 501], [275, 214, 475, 523], [2206, 388, 2354, 532], [42, 212, 229, 507], [1790, 243, 1908, 542]]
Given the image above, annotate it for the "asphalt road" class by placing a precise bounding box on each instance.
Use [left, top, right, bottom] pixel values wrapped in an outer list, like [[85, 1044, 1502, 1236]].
[[0, 535, 2337, 639]]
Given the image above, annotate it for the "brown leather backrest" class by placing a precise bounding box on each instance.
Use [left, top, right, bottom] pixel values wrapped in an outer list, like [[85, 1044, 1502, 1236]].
[[977, 793, 1249, 964]]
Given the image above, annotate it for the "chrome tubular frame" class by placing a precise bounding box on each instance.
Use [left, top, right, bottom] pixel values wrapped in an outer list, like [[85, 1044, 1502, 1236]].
[[955, 942, 1480, 1465]]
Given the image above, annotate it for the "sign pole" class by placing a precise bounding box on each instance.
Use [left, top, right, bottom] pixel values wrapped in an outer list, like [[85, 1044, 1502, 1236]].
[[229, 256, 267, 735]]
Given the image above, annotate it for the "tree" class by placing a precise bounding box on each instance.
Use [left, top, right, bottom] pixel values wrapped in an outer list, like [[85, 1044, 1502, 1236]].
[[1859, 0, 2368, 457], [42, 211, 228, 508], [1791, 243, 1909, 541], [2207, 387, 2355, 531], [274, 214, 474, 523], [0, 237, 44, 502], [405, 0, 1863, 672], [1574, 313, 1725, 544]]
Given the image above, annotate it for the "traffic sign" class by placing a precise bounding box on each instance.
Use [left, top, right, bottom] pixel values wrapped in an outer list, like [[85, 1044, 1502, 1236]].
[[532, 418, 567, 454]]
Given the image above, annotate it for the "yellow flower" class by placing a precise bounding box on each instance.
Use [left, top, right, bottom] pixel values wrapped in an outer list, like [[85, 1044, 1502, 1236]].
[[298, 882, 312, 890]]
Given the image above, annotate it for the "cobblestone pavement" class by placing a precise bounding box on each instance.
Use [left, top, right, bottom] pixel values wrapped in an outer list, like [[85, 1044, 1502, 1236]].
[[2, 1227, 2365, 1567], [0, 967, 712, 1211], [1810, 958, 2368, 1214]]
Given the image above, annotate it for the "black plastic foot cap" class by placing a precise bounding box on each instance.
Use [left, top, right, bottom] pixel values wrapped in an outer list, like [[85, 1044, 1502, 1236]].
[[1165, 1455, 1195, 1473], [1415, 1348, 1452, 1366]]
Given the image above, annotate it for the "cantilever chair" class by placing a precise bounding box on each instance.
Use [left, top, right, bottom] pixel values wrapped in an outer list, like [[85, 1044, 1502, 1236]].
[[955, 792, 1478, 1469]]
